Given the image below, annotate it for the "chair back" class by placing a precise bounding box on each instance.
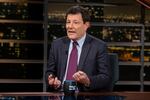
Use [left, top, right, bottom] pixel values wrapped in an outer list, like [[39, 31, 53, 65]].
[[108, 53, 119, 91]]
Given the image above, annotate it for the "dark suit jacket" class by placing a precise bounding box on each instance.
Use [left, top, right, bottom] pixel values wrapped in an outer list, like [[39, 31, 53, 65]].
[[45, 34, 112, 92]]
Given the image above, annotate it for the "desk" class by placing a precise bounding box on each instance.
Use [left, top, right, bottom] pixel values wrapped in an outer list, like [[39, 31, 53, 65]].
[[0, 92, 150, 100]]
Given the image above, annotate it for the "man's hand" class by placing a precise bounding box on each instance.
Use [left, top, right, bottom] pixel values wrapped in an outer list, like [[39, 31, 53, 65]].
[[73, 71, 90, 87], [48, 74, 61, 89]]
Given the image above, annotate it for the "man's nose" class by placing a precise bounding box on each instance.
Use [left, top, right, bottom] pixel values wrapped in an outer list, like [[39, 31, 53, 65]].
[[68, 23, 74, 28]]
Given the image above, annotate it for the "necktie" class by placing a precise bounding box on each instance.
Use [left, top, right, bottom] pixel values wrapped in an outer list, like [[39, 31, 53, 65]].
[[66, 41, 78, 80]]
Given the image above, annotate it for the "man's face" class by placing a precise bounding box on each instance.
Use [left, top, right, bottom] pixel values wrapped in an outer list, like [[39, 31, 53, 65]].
[[66, 13, 89, 40]]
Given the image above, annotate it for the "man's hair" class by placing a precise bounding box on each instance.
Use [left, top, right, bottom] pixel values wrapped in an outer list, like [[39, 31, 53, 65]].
[[65, 5, 91, 23]]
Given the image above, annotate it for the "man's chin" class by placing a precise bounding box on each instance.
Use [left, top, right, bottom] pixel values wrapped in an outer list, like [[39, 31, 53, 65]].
[[68, 36, 77, 40]]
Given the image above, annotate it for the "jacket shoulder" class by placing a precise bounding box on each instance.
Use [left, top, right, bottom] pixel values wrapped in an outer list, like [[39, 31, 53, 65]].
[[87, 34, 106, 45], [51, 36, 69, 45]]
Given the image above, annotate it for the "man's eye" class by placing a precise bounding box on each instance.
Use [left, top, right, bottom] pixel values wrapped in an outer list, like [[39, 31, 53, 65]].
[[74, 22, 79, 24]]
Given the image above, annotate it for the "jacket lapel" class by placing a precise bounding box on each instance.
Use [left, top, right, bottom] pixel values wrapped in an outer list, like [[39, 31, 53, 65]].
[[60, 37, 70, 81], [78, 35, 92, 71]]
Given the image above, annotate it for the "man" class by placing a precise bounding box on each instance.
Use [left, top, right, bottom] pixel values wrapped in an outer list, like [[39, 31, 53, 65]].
[[45, 5, 112, 92]]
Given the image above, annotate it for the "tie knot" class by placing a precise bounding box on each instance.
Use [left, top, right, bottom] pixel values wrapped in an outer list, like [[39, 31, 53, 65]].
[[73, 41, 78, 46]]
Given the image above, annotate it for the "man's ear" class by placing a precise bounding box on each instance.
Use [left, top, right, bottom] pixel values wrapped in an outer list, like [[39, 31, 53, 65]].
[[85, 22, 91, 29]]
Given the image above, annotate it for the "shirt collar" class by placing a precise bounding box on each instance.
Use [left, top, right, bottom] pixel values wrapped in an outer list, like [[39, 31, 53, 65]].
[[71, 34, 86, 47]]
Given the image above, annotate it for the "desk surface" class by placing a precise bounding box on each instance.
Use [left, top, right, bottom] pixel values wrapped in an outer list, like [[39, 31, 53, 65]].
[[0, 92, 150, 100]]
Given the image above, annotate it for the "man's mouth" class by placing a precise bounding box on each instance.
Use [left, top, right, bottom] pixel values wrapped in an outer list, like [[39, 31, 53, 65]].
[[68, 30, 76, 33]]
